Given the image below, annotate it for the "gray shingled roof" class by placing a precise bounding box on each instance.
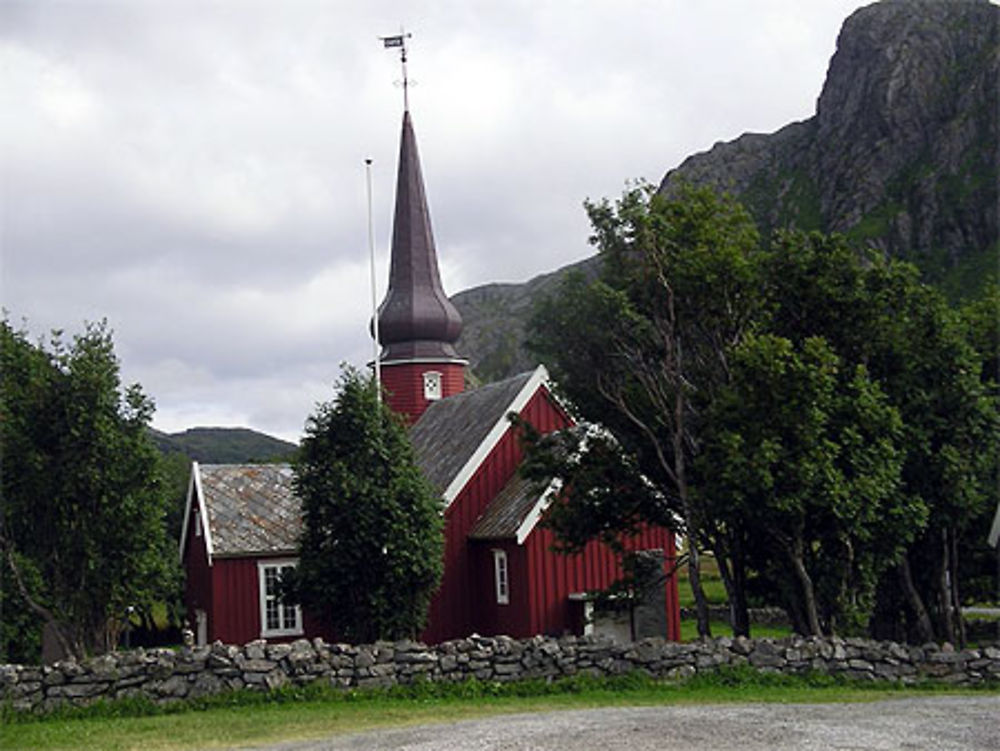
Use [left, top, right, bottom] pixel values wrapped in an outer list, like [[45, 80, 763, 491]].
[[196, 371, 542, 558], [409, 371, 534, 496], [468, 471, 544, 540], [199, 464, 301, 556]]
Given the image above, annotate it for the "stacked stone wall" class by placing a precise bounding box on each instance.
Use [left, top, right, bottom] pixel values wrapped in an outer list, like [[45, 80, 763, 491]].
[[2, 634, 998, 714]]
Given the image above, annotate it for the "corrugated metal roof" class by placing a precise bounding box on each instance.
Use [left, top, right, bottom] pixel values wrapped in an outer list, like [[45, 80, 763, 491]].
[[409, 371, 534, 496], [467, 471, 542, 540], [199, 464, 301, 556]]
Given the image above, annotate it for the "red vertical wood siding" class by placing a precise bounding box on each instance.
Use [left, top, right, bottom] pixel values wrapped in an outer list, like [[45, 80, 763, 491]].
[[206, 555, 340, 646], [524, 525, 680, 641], [468, 541, 529, 637], [181, 504, 212, 635], [381, 361, 465, 422], [188, 380, 680, 646], [210, 558, 261, 645], [422, 387, 570, 643]]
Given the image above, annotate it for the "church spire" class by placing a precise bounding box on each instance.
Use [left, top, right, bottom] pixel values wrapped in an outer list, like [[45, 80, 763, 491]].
[[373, 47, 465, 421], [376, 111, 464, 362]]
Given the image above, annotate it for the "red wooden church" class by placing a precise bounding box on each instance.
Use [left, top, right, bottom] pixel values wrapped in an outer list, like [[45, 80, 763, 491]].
[[179, 104, 681, 647]]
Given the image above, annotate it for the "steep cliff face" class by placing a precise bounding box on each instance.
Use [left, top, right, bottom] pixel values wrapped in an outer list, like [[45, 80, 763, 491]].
[[451, 257, 598, 384], [659, 0, 998, 296], [454, 0, 998, 383]]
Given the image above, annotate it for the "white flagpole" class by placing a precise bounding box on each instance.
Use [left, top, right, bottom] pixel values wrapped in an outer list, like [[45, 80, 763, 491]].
[[365, 157, 382, 403]]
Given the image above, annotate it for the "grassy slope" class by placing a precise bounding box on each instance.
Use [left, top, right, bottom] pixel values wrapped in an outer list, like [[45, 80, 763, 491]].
[[152, 427, 298, 464]]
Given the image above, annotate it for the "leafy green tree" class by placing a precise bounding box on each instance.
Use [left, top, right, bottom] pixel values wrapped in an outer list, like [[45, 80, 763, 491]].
[[863, 269, 997, 644], [960, 283, 999, 391], [289, 366, 444, 643], [528, 183, 763, 637], [955, 285, 1000, 608], [762, 233, 998, 643], [697, 334, 910, 635], [515, 421, 674, 556], [0, 319, 176, 660], [528, 187, 998, 643]]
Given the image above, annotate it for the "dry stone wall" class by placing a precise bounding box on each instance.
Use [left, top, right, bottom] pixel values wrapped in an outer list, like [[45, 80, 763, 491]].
[[2, 634, 999, 714]]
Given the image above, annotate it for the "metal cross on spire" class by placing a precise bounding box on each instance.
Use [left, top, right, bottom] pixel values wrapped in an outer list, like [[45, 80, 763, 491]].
[[380, 29, 413, 111]]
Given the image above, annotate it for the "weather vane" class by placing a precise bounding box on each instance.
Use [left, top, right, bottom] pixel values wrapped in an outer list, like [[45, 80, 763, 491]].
[[380, 29, 413, 111]]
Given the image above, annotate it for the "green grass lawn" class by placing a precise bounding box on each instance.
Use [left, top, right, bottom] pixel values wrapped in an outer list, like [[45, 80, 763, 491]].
[[675, 552, 794, 641], [676, 553, 729, 609], [680, 619, 792, 642], [4, 671, 996, 751]]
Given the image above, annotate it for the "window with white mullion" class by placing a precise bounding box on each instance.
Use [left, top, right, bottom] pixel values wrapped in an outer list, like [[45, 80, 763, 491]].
[[493, 549, 509, 605], [258, 560, 303, 637]]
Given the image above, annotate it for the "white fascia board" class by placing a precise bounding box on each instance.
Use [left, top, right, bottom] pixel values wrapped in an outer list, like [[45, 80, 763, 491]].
[[989, 499, 1000, 548], [177, 462, 197, 564], [442, 364, 550, 507], [195, 465, 214, 565], [178, 461, 215, 566], [515, 477, 563, 545]]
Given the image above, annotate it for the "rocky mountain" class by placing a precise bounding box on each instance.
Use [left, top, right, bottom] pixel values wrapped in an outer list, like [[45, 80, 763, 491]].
[[451, 257, 598, 385], [452, 0, 998, 384], [659, 0, 998, 299]]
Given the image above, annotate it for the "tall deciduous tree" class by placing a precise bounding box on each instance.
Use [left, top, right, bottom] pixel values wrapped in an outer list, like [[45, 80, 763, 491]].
[[863, 268, 997, 645], [290, 366, 444, 643], [697, 334, 910, 636], [762, 238, 998, 643], [528, 183, 763, 638], [0, 320, 176, 660]]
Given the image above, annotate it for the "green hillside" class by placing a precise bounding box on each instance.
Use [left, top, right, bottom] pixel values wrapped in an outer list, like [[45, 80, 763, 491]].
[[151, 427, 298, 464]]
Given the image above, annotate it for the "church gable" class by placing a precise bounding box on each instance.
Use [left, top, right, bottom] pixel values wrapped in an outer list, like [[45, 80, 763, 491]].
[[410, 365, 562, 507]]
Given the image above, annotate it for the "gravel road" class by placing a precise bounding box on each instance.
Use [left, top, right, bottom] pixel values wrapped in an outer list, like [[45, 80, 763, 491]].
[[243, 695, 999, 751]]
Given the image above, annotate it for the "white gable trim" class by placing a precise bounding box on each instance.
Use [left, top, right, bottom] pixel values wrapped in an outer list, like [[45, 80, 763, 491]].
[[443, 364, 550, 507], [515, 478, 563, 545], [178, 461, 215, 566]]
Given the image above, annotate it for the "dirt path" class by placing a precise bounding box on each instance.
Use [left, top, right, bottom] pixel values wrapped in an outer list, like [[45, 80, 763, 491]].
[[243, 695, 999, 751]]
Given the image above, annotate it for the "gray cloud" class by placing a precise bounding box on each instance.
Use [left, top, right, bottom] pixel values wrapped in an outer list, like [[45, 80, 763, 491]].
[[2, 0, 865, 441]]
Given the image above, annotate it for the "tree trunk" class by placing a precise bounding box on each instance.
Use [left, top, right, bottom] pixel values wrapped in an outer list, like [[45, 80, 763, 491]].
[[686, 543, 712, 639], [787, 542, 823, 636], [713, 537, 750, 637], [948, 526, 966, 648], [897, 554, 935, 643], [783, 582, 809, 636], [996, 543, 1000, 643], [936, 528, 956, 644], [728, 541, 751, 638], [3, 544, 79, 660], [672, 371, 712, 639]]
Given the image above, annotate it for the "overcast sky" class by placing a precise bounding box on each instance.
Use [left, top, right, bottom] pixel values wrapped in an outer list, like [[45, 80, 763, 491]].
[[2, 0, 867, 442]]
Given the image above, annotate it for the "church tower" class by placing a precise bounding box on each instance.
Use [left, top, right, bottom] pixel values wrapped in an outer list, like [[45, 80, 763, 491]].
[[375, 109, 466, 421]]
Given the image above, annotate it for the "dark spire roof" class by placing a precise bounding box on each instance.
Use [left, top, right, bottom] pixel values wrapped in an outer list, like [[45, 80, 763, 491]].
[[376, 111, 463, 362]]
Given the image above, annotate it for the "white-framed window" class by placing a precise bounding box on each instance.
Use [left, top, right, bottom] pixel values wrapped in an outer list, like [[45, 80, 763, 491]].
[[258, 560, 303, 638], [194, 510, 202, 537], [493, 549, 509, 605], [423, 370, 443, 401]]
